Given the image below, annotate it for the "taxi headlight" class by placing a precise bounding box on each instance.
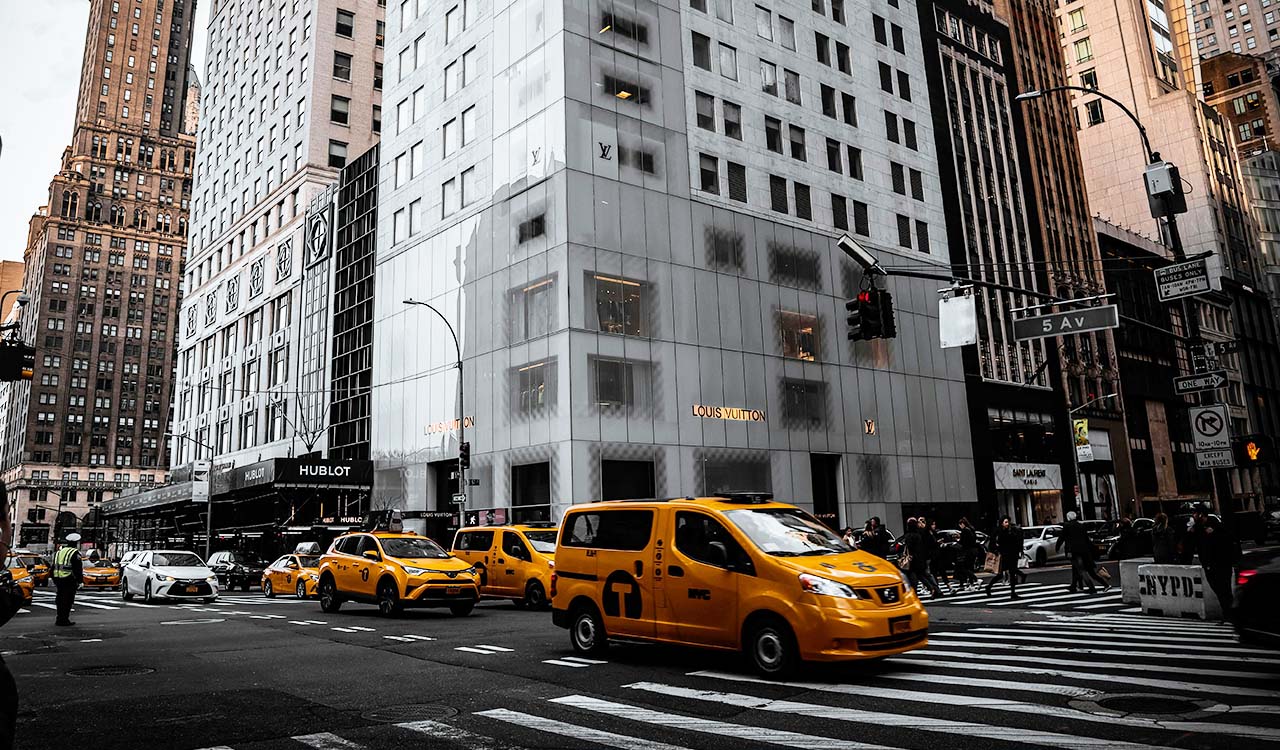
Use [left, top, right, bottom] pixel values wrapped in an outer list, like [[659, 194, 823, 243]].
[[206, 576, 218, 584], [402, 565, 430, 577], [155, 574, 174, 582], [12, 573, 30, 584], [798, 572, 858, 599]]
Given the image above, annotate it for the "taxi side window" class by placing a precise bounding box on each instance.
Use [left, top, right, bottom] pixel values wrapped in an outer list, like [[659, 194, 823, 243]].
[[458, 531, 494, 551], [675, 512, 753, 573], [334, 536, 360, 555], [503, 532, 531, 561], [357, 536, 381, 558], [561, 510, 653, 550], [270, 556, 289, 569]]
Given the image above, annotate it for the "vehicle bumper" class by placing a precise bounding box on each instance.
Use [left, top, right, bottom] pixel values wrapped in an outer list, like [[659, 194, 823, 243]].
[[156, 580, 218, 599], [82, 576, 121, 589], [551, 607, 570, 629], [792, 602, 930, 661], [404, 580, 479, 607]]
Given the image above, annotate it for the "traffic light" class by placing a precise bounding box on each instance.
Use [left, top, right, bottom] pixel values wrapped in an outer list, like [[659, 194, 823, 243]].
[[459, 441, 471, 470], [0, 341, 35, 382], [1235, 435, 1273, 465], [846, 293, 866, 341], [879, 290, 897, 338], [846, 290, 897, 342]]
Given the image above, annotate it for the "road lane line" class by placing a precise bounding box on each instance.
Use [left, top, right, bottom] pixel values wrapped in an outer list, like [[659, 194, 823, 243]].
[[561, 657, 608, 664], [688, 671, 1280, 742], [542, 659, 590, 668], [475, 645, 514, 651], [896, 654, 1280, 697], [477, 708, 693, 750], [292, 731, 366, 749], [551, 695, 891, 749], [456, 646, 498, 654], [624, 682, 1170, 750], [397, 718, 524, 750], [384, 635, 412, 642]]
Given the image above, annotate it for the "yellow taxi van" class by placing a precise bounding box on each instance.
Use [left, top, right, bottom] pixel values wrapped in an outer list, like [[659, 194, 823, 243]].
[[316, 530, 479, 617], [550, 494, 928, 676], [452, 523, 557, 609]]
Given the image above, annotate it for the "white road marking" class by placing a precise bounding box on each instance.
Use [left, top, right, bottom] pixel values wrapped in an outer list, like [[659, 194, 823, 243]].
[[15, 609, 28, 615], [289, 620, 327, 626], [193, 746, 235, 750], [1028, 592, 1122, 608], [456, 646, 500, 654], [1118, 606, 1142, 613], [926, 633, 1280, 661], [561, 656, 608, 665], [551, 695, 891, 749], [542, 659, 590, 668], [478, 708, 693, 750], [292, 731, 366, 749], [159, 618, 226, 625], [348, 626, 376, 632], [1076, 598, 1130, 610], [401, 634, 435, 641], [1078, 613, 1233, 628], [689, 671, 1280, 741], [79, 638, 102, 643], [248, 614, 286, 619], [119, 602, 150, 608], [981, 590, 1097, 608], [31, 602, 57, 610], [475, 645, 514, 651], [859, 671, 1103, 699], [383, 635, 412, 642], [71, 601, 119, 610], [898, 653, 1280, 697], [331, 627, 357, 633], [936, 583, 1053, 604], [970, 626, 1230, 645], [396, 718, 523, 750], [624, 682, 1171, 750], [1030, 617, 1234, 635]]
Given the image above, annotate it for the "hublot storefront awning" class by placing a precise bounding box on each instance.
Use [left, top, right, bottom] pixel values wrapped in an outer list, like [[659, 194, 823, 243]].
[[105, 458, 374, 555]]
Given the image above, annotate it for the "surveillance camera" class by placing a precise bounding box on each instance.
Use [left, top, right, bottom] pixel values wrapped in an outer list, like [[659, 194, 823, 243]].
[[837, 234, 886, 276], [15, 293, 30, 306]]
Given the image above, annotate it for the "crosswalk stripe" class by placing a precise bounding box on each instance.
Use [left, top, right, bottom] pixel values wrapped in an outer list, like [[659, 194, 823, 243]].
[[31, 602, 57, 610], [688, 671, 1280, 742], [872, 670, 1103, 699], [331, 627, 357, 633], [292, 731, 365, 749], [348, 626, 376, 632], [1027, 592, 1120, 608], [1025, 619, 1233, 636], [898, 653, 1280, 697], [384, 635, 412, 642], [72, 601, 119, 610], [1076, 598, 1129, 610], [457, 647, 499, 654], [192, 746, 234, 750], [931, 583, 1053, 604], [983, 590, 1101, 607], [624, 682, 1169, 750], [928, 632, 1280, 660], [971, 626, 1229, 645], [925, 637, 1278, 666], [397, 718, 523, 750], [1080, 613, 1232, 628], [402, 634, 435, 641], [476, 645, 514, 651], [478, 708, 691, 750], [551, 694, 892, 749]]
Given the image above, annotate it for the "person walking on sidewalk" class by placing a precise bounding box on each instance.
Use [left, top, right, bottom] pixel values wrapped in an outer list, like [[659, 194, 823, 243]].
[[923, 518, 952, 593], [51, 532, 84, 627], [1150, 512, 1177, 564], [901, 519, 942, 599], [1191, 507, 1239, 621], [955, 517, 980, 589], [1058, 512, 1108, 594], [985, 516, 1023, 599]]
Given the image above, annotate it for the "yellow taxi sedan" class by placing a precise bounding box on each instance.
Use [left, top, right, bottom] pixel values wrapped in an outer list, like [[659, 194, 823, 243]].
[[453, 523, 557, 609], [262, 553, 322, 598], [11, 552, 50, 588], [4, 556, 34, 608], [317, 531, 479, 617], [81, 559, 122, 590]]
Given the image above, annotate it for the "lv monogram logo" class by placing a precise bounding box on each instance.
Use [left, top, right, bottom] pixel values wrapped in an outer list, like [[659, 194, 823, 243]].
[[598, 142, 613, 160]]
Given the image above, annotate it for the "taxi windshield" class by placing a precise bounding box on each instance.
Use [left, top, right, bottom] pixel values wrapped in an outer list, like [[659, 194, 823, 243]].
[[152, 552, 205, 567], [524, 531, 558, 554], [380, 537, 450, 560], [297, 555, 321, 568], [725, 508, 852, 556]]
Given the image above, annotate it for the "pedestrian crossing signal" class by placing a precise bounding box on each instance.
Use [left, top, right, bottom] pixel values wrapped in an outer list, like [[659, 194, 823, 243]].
[[0, 341, 35, 382]]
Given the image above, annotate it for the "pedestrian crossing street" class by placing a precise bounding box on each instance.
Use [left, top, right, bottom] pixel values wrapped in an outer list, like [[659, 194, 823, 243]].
[[18, 587, 308, 615], [920, 580, 1139, 613], [189, 613, 1277, 750]]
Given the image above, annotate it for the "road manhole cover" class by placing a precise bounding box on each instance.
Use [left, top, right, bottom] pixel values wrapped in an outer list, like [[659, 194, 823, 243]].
[[361, 704, 457, 723], [1072, 692, 1218, 720], [67, 665, 155, 677]]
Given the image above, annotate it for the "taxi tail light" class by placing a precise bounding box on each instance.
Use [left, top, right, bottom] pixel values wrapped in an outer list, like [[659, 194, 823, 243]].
[[549, 572, 557, 598], [1237, 568, 1257, 587]]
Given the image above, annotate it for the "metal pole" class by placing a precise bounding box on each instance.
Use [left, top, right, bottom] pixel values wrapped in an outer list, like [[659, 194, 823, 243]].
[[402, 300, 465, 531]]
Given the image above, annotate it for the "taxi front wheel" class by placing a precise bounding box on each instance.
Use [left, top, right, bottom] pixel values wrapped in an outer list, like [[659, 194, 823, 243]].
[[263, 580, 275, 598], [569, 604, 608, 655], [449, 601, 475, 617], [746, 618, 799, 679], [377, 581, 404, 617], [319, 577, 343, 613]]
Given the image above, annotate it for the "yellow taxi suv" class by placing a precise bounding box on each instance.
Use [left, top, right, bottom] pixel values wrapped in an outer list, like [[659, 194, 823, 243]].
[[81, 559, 122, 590], [452, 523, 557, 609], [262, 553, 322, 598], [317, 531, 480, 617], [551, 495, 928, 678], [4, 556, 34, 608], [11, 552, 50, 588]]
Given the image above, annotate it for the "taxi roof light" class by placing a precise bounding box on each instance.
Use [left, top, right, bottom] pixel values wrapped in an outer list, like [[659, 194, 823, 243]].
[[716, 492, 775, 504]]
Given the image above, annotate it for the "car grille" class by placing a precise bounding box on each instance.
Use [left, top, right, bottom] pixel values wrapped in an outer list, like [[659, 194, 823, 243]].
[[172, 580, 212, 596], [874, 584, 903, 605], [857, 628, 928, 652]]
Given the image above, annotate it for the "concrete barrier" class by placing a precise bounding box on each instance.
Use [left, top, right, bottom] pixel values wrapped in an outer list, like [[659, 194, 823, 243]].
[[1137, 564, 1223, 620], [1119, 557, 1153, 605]]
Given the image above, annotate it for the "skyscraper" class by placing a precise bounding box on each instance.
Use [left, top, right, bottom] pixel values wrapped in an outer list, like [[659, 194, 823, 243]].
[[0, 0, 199, 549], [371, 0, 977, 538]]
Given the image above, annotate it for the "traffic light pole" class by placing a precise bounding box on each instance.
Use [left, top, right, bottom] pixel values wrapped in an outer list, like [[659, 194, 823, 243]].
[[403, 299, 466, 532]]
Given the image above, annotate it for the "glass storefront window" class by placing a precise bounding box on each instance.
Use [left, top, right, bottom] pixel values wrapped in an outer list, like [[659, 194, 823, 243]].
[[591, 356, 648, 409], [515, 359, 554, 414], [780, 378, 826, 426], [591, 274, 647, 336], [509, 276, 554, 341], [777, 310, 819, 361]]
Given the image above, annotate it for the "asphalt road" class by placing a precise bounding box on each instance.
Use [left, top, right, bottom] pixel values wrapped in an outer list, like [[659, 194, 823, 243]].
[[2, 562, 1274, 750]]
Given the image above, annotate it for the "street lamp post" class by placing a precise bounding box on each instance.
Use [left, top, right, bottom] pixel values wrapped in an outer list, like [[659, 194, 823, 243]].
[[166, 432, 217, 560], [403, 299, 466, 531]]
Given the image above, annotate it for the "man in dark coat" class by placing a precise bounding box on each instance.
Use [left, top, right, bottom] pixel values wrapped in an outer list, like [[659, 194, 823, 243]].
[[1058, 512, 1107, 594], [985, 516, 1024, 598], [859, 517, 891, 560], [1191, 509, 1239, 620]]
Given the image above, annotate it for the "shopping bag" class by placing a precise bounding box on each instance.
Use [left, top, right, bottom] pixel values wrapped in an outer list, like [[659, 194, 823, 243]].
[[983, 552, 1000, 574], [1097, 566, 1112, 581]]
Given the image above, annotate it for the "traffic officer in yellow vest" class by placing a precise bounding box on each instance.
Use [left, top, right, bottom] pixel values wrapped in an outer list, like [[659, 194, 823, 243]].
[[52, 533, 84, 627]]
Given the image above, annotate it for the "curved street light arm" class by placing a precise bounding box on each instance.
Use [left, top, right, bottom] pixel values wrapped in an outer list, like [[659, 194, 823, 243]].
[[1018, 85, 1157, 164]]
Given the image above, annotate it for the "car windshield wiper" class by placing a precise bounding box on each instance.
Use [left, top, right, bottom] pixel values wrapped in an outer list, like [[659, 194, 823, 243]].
[[767, 550, 801, 557]]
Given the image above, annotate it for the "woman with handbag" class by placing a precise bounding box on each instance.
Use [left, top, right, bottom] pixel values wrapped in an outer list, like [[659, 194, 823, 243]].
[[985, 516, 1024, 599], [901, 519, 942, 599]]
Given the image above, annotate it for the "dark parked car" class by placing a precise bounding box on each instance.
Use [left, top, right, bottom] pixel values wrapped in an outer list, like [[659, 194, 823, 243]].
[[1234, 556, 1280, 648], [207, 550, 267, 591], [1103, 517, 1155, 560], [1266, 510, 1280, 543]]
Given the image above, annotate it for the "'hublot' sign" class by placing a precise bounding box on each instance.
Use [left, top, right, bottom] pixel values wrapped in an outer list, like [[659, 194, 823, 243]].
[[230, 458, 373, 491]]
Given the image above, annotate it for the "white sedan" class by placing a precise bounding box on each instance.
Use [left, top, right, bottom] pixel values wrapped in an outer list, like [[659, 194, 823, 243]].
[[1022, 525, 1067, 567], [121, 550, 220, 603]]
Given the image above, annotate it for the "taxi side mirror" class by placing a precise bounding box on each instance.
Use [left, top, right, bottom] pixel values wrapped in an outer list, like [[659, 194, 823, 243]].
[[362, 550, 381, 562], [707, 541, 729, 568]]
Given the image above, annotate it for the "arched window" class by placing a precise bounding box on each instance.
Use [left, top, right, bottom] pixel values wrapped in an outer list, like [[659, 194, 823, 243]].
[[110, 204, 123, 226], [178, 217, 187, 236], [60, 191, 79, 218], [87, 201, 102, 223], [133, 208, 142, 228]]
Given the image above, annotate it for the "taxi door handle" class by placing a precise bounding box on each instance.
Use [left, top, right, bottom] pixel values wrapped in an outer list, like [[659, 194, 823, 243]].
[[668, 565, 684, 577]]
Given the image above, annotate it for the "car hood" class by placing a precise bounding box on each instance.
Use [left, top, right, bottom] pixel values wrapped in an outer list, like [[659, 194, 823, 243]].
[[84, 566, 119, 574], [394, 556, 473, 572], [151, 566, 215, 579], [773, 551, 904, 587]]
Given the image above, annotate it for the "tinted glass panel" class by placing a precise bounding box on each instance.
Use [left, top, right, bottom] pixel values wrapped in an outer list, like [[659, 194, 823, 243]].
[[561, 510, 654, 551]]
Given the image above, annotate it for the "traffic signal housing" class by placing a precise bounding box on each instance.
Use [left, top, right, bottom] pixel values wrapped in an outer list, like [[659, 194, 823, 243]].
[[459, 441, 471, 470], [846, 290, 897, 342], [0, 342, 35, 382], [1235, 435, 1273, 465]]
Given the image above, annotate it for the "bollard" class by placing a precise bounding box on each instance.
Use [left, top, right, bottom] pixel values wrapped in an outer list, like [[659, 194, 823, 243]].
[[1119, 557, 1153, 605], [1136, 563, 1223, 620]]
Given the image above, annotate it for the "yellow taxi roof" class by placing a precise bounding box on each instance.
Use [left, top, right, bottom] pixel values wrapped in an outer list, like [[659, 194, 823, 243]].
[[576, 495, 797, 512]]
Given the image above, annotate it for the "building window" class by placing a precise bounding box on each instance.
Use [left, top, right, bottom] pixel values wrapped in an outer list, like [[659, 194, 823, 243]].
[[692, 32, 711, 69], [1074, 37, 1093, 62], [328, 140, 347, 167], [896, 214, 912, 248], [1068, 8, 1086, 31], [591, 357, 648, 409], [720, 43, 738, 79], [590, 274, 648, 336], [777, 311, 820, 361], [699, 153, 719, 194], [831, 194, 848, 231], [695, 91, 715, 130], [780, 378, 825, 426], [723, 101, 742, 139], [727, 161, 747, 202], [706, 227, 744, 270], [601, 10, 649, 44], [783, 69, 801, 104], [788, 125, 806, 160], [330, 95, 350, 125], [510, 276, 555, 341], [794, 182, 811, 220], [602, 74, 649, 103], [769, 243, 821, 290], [760, 59, 778, 95], [765, 116, 783, 153], [1085, 99, 1105, 126], [335, 8, 355, 37], [333, 51, 352, 80], [1080, 69, 1097, 89], [518, 214, 546, 243], [769, 175, 788, 213], [514, 359, 555, 414]]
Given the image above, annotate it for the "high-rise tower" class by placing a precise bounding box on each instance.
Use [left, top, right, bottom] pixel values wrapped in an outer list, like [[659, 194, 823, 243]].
[[1, 0, 199, 549]]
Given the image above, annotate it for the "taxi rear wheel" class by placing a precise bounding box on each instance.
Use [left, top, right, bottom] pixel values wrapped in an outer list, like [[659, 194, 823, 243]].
[[296, 580, 308, 599], [377, 580, 404, 617], [745, 617, 799, 679], [263, 580, 275, 598], [569, 604, 608, 655], [523, 580, 548, 610], [319, 577, 343, 613]]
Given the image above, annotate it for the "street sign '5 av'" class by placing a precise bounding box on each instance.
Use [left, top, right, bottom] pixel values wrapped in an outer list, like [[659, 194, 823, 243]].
[[1012, 305, 1119, 343]]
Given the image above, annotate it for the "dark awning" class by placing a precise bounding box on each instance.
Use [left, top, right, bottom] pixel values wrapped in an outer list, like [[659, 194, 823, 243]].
[[101, 482, 196, 516]]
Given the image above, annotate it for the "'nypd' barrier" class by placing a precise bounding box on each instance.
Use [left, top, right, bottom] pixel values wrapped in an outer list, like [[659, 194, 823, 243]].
[[1137, 563, 1223, 620], [1119, 556, 1153, 604]]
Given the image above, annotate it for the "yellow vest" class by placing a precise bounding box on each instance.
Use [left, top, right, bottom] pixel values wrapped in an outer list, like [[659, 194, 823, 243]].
[[53, 546, 78, 578]]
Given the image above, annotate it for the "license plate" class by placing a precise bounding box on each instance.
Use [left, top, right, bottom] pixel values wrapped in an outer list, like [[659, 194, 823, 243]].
[[891, 619, 911, 634], [446, 586, 460, 595], [185, 586, 199, 593]]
